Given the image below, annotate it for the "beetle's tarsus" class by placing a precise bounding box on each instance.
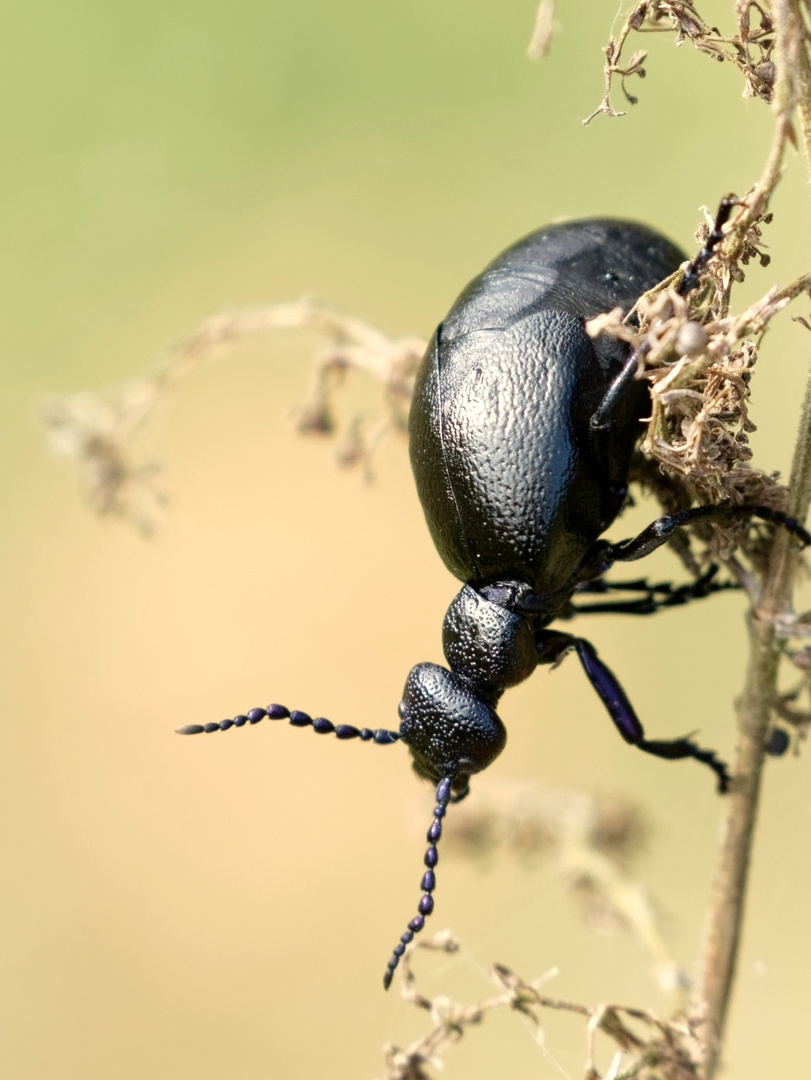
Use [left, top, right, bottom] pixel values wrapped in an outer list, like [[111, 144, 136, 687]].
[[637, 736, 731, 794], [679, 194, 739, 297]]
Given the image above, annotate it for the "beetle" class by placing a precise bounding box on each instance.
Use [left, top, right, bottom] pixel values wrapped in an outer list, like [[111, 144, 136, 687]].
[[177, 214, 809, 989]]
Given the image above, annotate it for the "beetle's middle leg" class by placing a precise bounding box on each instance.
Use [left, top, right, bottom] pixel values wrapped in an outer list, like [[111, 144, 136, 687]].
[[571, 505, 810, 593], [606, 504, 811, 563], [589, 195, 738, 437]]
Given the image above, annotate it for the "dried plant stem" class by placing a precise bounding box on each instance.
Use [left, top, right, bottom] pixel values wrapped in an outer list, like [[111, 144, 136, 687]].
[[527, 0, 557, 59], [688, 622, 781, 1072], [382, 933, 691, 1080], [772, 0, 811, 175], [687, 5, 811, 1074], [689, 363, 811, 1076]]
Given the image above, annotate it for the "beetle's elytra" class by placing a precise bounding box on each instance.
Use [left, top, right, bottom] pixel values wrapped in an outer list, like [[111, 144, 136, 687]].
[[409, 220, 684, 590], [177, 216, 810, 989]]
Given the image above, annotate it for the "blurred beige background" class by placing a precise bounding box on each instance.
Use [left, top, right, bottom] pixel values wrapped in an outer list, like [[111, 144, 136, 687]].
[[2, 1, 811, 1077]]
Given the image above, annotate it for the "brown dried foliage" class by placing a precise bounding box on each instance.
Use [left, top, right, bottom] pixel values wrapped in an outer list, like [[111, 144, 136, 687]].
[[586, 196, 811, 571], [584, 0, 780, 123], [380, 933, 703, 1080]]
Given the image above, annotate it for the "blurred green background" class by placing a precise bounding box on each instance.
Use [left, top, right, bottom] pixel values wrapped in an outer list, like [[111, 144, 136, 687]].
[[2, 1, 811, 1077]]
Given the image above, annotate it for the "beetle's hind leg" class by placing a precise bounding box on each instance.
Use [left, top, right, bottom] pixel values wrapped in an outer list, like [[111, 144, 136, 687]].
[[565, 564, 739, 617], [536, 629, 730, 793]]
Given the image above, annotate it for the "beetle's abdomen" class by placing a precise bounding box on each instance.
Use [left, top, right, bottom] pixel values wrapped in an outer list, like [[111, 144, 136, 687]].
[[408, 220, 686, 592]]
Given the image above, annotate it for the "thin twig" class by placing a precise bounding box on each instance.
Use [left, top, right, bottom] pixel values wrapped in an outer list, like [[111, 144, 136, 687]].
[[688, 6, 811, 1072], [527, 0, 557, 59], [688, 356, 811, 1076], [41, 300, 426, 533], [584, 1, 780, 124], [380, 934, 688, 1080]]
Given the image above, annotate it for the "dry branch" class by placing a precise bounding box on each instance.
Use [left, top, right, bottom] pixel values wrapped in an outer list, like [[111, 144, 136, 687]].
[[42, 300, 425, 534]]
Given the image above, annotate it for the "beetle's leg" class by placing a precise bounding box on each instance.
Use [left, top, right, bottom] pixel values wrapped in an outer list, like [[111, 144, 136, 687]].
[[606, 504, 811, 564], [589, 347, 645, 434], [591, 197, 738, 441], [592, 198, 739, 434], [176, 703, 402, 743], [576, 576, 673, 595], [565, 565, 738, 616], [575, 568, 725, 595], [565, 593, 716, 616], [536, 630, 730, 792], [569, 506, 808, 598], [382, 775, 452, 990], [678, 195, 738, 297]]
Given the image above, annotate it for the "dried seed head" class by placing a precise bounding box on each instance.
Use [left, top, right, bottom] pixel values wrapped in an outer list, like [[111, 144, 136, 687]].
[[676, 321, 709, 356]]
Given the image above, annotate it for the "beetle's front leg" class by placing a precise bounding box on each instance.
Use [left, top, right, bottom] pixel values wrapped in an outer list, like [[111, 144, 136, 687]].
[[536, 630, 730, 793]]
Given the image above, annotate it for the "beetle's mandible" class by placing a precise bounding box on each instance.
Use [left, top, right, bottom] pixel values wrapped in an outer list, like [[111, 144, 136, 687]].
[[177, 216, 810, 989]]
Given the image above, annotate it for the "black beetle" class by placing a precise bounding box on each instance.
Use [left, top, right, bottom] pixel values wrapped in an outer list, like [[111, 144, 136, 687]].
[[177, 215, 809, 988]]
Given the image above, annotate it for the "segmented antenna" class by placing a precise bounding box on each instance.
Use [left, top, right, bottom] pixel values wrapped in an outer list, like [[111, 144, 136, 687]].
[[382, 775, 452, 991], [175, 703, 401, 744]]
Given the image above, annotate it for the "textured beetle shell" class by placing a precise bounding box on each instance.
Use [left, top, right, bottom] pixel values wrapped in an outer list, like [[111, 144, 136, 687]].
[[442, 585, 538, 697], [409, 220, 685, 594], [399, 662, 507, 782]]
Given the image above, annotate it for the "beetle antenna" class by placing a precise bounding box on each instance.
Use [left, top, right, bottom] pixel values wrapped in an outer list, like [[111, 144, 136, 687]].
[[175, 703, 401, 744], [382, 775, 452, 990]]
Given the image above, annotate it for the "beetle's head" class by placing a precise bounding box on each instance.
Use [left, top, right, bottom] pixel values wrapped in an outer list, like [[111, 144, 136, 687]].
[[397, 661, 507, 801]]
